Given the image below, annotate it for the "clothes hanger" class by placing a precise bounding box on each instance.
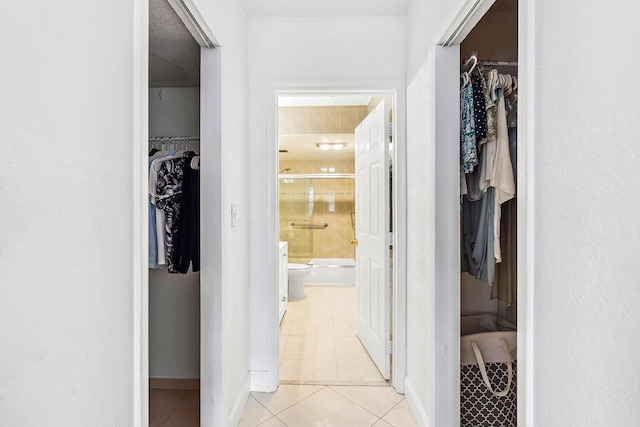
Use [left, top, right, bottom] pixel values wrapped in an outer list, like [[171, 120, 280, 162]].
[[190, 156, 200, 170], [462, 54, 478, 74], [460, 72, 469, 88]]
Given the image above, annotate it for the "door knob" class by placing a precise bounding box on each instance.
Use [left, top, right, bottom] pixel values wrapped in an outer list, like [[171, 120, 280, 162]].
[[350, 239, 359, 245]]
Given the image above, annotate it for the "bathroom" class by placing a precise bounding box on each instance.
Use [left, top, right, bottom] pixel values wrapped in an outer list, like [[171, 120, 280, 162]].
[[277, 94, 391, 384]]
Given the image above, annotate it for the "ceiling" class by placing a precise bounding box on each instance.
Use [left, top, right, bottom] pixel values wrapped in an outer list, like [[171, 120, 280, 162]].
[[149, 0, 515, 87], [243, 0, 412, 17], [149, 0, 515, 155], [149, 0, 200, 87]]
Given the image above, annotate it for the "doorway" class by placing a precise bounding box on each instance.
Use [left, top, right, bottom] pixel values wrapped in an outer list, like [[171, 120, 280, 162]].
[[148, 0, 202, 425], [433, 0, 532, 424], [140, 0, 219, 426], [274, 89, 406, 391]]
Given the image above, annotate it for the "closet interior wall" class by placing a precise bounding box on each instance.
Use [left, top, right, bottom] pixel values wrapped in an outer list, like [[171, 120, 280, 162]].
[[148, 87, 201, 381], [460, 0, 518, 327]]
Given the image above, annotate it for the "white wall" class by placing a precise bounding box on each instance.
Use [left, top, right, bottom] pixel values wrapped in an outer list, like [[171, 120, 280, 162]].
[[148, 87, 201, 379], [0, 1, 251, 425], [191, 1, 252, 425], [247, 16, 406, 391], [532, 1, 640, 424], [405, 0, 640, 425], [404, 2, 468, 425], [0, 1, 136, 425]]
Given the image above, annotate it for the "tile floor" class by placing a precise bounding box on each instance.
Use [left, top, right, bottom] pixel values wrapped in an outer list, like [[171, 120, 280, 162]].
[[279, 286, 387, 385], [239, 384, 417, 427], [150, 286, 417, 426]]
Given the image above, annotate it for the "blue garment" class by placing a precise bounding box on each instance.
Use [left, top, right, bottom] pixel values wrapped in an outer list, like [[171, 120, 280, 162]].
[[460, 83, 478, 173], [461, 187, 496, 285]]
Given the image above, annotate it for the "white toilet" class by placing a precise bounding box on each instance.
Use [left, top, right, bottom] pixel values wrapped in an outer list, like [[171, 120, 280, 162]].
[[287, 263, 311, 300]]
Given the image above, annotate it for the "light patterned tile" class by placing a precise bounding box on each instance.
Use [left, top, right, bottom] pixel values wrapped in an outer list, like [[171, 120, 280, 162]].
[[333, 316, 357, 337], [335, 336, 370, 359], [283, 335, 336, 360], [252, 384, 323, 415], [238, 396, 274, 427], [336, 355, 386, 383], [279, 334, 288, 364], [277, 386, 379, 427], [291, 109, 308, 134], [307, 108, 324, 133], [372, 420, 394, 426], [279, 359, 338, 383], [149, 389, 186, 427], [162, 390, 199, 427], [330, 386, 403, 418], [382, 399, 418, 427], [340, 109, 358, 133], [290, 316, 334, 336], [258, 417, 287, 427], [294, 304, 333, 320], [324, 108, 341, 133], [280, 309, 295, 336]]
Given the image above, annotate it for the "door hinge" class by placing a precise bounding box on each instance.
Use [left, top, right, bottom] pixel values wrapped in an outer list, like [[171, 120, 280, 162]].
[[385, 341, 393, 355], [386, 123, 393, 137]]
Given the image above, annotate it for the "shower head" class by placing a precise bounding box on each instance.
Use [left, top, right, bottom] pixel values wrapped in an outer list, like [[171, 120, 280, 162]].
[[279, 168, 291, 173]]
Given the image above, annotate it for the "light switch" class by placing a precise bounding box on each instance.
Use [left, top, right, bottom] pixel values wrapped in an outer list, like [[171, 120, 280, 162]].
[[231, 204, 237, 227]]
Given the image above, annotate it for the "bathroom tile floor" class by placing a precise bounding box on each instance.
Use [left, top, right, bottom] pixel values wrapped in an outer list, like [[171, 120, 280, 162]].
[[150, 286, 417, 426], [279, 285, 387, 385]]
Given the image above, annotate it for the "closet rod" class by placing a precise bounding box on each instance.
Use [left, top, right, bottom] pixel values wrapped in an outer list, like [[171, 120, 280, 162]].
[[477, 60, 518, 67], [149, 136, 200, 142]]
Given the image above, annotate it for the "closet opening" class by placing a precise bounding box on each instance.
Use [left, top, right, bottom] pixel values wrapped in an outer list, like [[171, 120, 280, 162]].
[[458, 0, 519, 426], [147, 0, 208, 425]]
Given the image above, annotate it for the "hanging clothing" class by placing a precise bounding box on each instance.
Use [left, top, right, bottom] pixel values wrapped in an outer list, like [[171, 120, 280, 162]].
[[460, 65, 517, 290], [154, 152, 193, 273], [471, 73, 488, 144], [490, 76, 516, 262], [462, 188, 496, 284], [493, 198, 517, 305], [460, 83, 478, 174], [482, 70, 497, 144], [172, 152, 201, 273], [149, 149, 177, 268]]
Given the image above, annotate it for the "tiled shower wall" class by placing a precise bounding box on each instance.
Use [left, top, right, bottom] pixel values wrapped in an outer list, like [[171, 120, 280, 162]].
[[278, 105, 364, 262], [279, 159, 356, 262]]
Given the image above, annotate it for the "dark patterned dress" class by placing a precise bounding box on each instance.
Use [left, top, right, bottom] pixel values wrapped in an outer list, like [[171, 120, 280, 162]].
[[154, 153, 192, 272]]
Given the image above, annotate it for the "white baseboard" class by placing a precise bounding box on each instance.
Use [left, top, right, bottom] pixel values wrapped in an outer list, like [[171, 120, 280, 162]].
[[404, 376, 430, 427], [250, 369, 278, 392], [229, 373, 251, 427]]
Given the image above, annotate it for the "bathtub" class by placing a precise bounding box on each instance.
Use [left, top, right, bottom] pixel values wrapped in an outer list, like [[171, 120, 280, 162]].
[[304, 258, 355, 286]]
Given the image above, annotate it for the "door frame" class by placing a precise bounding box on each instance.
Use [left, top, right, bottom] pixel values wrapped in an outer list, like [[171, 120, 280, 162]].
[[436, 0, 536, 424], [132, 1, 219, 426], [266, 81, 407, 392]]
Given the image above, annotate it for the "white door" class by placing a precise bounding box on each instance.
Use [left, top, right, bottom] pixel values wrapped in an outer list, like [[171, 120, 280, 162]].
[[355, 99, 391, 379]]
